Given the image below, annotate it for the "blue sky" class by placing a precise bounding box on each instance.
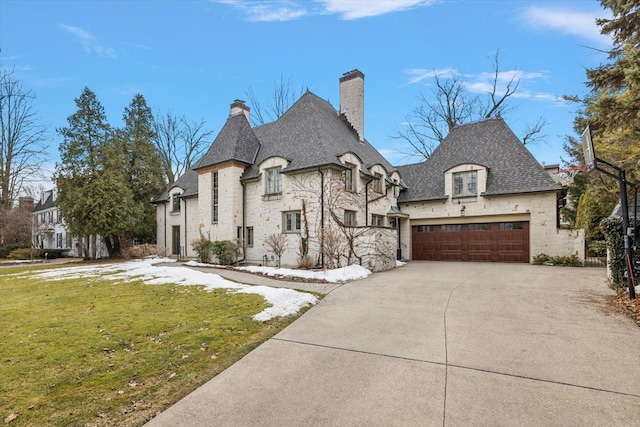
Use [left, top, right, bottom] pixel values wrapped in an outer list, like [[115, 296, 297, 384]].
[[0, 0, 612, 185]]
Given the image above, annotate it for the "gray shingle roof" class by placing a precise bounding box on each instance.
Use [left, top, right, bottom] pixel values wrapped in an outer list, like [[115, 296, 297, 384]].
[[153, 168, 198, 203], [193, 113, 260, 170], [242, 91, 394, 180], [33, 191, 56, 212], [397, 117, 560, 203]]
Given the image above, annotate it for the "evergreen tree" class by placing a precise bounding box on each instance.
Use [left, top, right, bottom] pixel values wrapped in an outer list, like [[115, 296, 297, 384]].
[[120, 94, 166, 242]]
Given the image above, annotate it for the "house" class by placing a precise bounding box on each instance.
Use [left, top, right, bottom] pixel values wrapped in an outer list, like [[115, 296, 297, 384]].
[[154, 70, 583, 267], [32, 189, 108, 258], [154, 70, 402, 270], [396, 117, 584, 262]]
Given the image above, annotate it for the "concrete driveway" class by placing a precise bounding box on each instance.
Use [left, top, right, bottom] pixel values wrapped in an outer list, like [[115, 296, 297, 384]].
[[146, 262, 640, 426]]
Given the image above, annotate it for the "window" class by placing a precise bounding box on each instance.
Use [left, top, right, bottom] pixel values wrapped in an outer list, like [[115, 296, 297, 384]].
[[246, 227, 254, 247], [499, 222, 524, 230], [441, 224, 462, 232], [416, 225, 435, 232], [172, 193, 181, 212], [212, 171, 219, 223], [373, 173, 384, 193], [344, 210, 356, 227], [393, 178, 399, 198], [371, 214, 385, 227], [237, 226, 242, 240], [453, 171, 477, 197], [56, 233, 63, 248], [283, 211, 301, 233], [265, 167, 282, 195], [468, 223, 491, 231], [345, 163, 357, 192]]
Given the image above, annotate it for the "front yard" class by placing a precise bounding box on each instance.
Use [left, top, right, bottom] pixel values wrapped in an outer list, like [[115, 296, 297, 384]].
[[0, 259, 316, 426]]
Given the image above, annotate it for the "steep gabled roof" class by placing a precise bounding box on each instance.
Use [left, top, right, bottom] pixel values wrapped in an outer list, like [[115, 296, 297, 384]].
[[193, 113, 260, 170], [152, 168, 198, 203], [397, 117, 560, 202], [242, 91, 394, 180], [33, 191, 56, 212]]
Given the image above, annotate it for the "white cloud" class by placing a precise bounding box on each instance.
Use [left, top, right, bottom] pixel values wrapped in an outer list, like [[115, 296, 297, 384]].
[[59, 24, 116, 58], [217, 0, 437, 21], [316, 0, 438, 20], [217, 0, 307, 22], [404, 67, 457, 85], [519, 6, 611, 47]]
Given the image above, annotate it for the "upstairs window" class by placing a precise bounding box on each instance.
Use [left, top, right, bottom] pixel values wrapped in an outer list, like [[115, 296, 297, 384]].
[[212, 171, 219, 223], [345, 163, 357, 192], [266, 167, 282, 195], [373, 172, 384, 193], [172, 193, 181, 212], [453, 171, 477, 197]]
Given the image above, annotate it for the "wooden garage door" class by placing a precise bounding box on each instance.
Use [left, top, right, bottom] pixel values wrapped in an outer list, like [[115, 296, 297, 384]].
[[412, 222, 529, 263]]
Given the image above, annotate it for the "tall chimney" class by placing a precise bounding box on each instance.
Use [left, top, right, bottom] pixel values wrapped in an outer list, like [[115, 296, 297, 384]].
[[339, 69, 364, 141], [230, 99, 250, 122]]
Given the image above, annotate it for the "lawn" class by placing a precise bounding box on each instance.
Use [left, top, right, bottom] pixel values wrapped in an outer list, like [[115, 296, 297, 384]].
[[0, 261, 313, 426]]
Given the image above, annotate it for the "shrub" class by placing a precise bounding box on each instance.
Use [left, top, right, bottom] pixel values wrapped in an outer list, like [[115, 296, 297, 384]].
[[211, 240, 240, 266], [297, 255, 315, 269], [533, 253, 582, 267], [123, 244, 162, 259], [192, 232, 215, 263], [0, 243, 29, 258], [38, 249, 68, 259], [7, 248, 40, 260], [601, 216, 639, 288]]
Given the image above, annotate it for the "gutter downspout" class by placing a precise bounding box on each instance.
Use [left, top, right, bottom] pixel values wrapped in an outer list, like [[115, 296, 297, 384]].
[[163, 203, 167, 255], [319, 169, 325, 268], [365, 181, 369, 226], [183, 198, 187, 259], [239, 179, 246, 264]]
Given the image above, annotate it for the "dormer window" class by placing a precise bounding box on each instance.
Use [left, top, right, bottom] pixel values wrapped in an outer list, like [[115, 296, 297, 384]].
[[345, 163, 357, 192], [172, 193, 182, 212], [373, 172, 384, 193], [266, 167, 282, 195], [453, 171, 477, 197]]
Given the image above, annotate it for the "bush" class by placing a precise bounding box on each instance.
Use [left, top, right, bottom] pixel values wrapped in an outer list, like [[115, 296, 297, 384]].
[[601, 217, 639, 288], [0, 243, 29, 258], [7, 248, 40, 260], [532, 253, 582, 267], [192, 232, 215, 263], [297, 255, 315, 269], [122, 244, 163, 259], [211, 240, 240, 266], [38, 249, 68, 259]]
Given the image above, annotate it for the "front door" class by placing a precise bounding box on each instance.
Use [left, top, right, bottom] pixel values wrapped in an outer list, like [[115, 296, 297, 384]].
[[172, 226, 181, 256]]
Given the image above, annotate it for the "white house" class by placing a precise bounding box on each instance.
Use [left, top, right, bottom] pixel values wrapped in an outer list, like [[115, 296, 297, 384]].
[[32, 189, 108, 258], [154, 70, 584, 267]]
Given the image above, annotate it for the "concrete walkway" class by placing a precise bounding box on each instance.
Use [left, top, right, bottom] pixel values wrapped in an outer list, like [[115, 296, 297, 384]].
[[146, 262, 640, 426]]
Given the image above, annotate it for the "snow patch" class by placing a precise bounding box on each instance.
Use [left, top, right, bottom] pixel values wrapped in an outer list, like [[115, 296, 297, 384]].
[[236, 264, 371, 283]]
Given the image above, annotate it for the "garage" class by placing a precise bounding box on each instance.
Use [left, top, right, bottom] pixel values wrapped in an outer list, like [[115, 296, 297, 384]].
[[412, 221, 529, 263]]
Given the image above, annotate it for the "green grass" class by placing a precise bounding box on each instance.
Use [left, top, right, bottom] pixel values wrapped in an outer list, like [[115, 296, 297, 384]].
[[0, 263, 305, 426]]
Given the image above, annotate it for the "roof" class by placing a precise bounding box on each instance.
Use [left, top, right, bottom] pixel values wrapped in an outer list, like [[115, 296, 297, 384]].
[[33, 190, 56, 212], [610, 197, 640, 219], [397, 117, 561, 203], [241, 91, 394, 180], [153, 168, 198, 203], [193, 112, 260, 170]]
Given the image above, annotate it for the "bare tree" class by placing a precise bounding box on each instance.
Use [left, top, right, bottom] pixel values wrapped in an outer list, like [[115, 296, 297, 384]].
[[396, 51, 546, 160], [265, 233, 287, 267], [151, 111, 213, 184], [245, 74, 306, 127], [0, 69, 47, 211]]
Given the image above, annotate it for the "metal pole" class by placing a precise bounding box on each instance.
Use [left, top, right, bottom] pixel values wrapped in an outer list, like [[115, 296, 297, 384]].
[[619, 169, 636, 299]]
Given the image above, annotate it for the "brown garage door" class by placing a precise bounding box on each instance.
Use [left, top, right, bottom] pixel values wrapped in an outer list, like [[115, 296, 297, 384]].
[[412, 222, 529, 263]]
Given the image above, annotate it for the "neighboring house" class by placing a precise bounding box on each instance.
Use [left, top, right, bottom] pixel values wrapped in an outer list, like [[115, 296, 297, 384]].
[[396, 117, 584, 263], [32, 189, 108, 258], [155, 70, 583, 267]]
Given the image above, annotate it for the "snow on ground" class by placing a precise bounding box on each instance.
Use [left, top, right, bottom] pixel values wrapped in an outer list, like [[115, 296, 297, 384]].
[[16, 257, 317, 322], [186, 260, 373, 283], [396, 260, 406, 267]]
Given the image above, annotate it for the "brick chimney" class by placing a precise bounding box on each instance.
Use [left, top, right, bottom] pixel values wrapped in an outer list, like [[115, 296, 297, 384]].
[[339, 69, 365, 141], [230, 99, 250, 122]]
